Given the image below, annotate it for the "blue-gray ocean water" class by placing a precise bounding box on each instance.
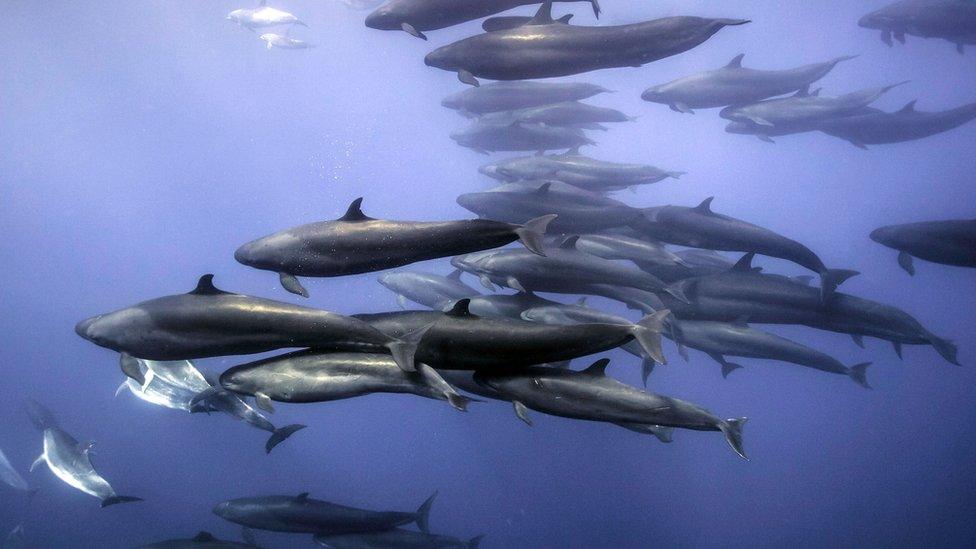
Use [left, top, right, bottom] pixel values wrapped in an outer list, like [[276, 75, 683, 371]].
[[1, 1, 975, 547]]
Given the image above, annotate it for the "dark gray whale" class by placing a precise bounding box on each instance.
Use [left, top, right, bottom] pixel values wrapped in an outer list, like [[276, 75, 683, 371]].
[[870, 218, 976, 274]]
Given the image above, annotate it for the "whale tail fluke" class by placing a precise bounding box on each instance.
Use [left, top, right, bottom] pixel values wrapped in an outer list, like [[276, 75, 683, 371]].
[[387, 323, 434, 372], [929, 335, 960, 366], [416, 491, 438, 533], [590, 0, 601, 18], [516, 214, 557, 256], [100, 496, 143, 508], [719, 417, 748, 460], [633, 310, 670, 365], [265, 424, 306, 454]]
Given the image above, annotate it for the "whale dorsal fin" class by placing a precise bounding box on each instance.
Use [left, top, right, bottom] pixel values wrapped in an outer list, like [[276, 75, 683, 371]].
[[731, 253, 756, 272], [340, 197, 371, 222], [792, 85, 811, 98], [527, 1, 554, 25], [693, 197, 715, 214], [535, 182, 551, 195], [556, 14, 573, 24], [726, 53, 745, 68], [447, 269, 463, 281], [193, 532, 217, 542], [581, 358, 610, 376], [296, 492, 309, 502], [559, 235, 579, 249], [898, 99, 917, 113], [560, 146, 581, 156], [446, 298, 473, 317], [190, 274, 230, 296]]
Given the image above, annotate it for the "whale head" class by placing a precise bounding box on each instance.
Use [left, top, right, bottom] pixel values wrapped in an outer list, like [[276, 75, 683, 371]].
[[226, 9, 246, 23], [424, 45, 463, 72], [640, 86, 667, 104], [364, 4, 404, 31], [234, 232, 299, 273]]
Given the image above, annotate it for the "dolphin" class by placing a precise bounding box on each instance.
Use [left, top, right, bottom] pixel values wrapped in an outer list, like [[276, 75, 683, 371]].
[[635, 197, 857, 301], [450, 120, 594, 153], [259, 33, 313, 49], [116, 357, 212, 412], [479, 150, 683, 192], [656, 254, 959, 365], [719, 83, 906, 141], [478, 101, 636, 129], [858, 0, 976, 53], [213, 492, 437, 534], [377, 270, 481, 310], [476, 359, 748, 459], [573, 233, 690, 273], [227, 1, 307, 29], [234, 198, 555, 296], [441, 81, 611, 116], [640, 53, 857, 113], [219, 351, 475, 411], [482, 12, 573, 32], [668, 319, 872, 386], [457, 181, 642, 233], [870, 218, 976, 275], [138, 530, 259, 548], [355, 298, 671, 368], [0, 449, 30, 493], [75, 274, 426, 372], [816, 100, 976, 148], [450, 242, 686, 306], [424, 3, 748, 85], [30, 427, 141, 507], [189, 387, 306, 453], [365, 0, 598, 40]]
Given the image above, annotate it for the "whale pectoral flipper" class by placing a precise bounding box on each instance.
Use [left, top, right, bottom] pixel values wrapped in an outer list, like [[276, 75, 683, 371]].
[[513, 401, 533, 426], [640, 358, 655, 387], [387, 323, 435, 372], [417, 363, 471, 412], [400, 22, 427, 40], [515, 214, 558, 256], [29, 454, 45, 473], [265, 424, 306, 454], [279, 272, 309, 298], [897, 251, 916, 276], [881, 29, 893, 47], [458, 70, 480, 87]]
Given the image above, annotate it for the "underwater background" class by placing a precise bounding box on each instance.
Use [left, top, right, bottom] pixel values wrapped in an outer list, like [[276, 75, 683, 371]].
[[2, 1, 975, 547]]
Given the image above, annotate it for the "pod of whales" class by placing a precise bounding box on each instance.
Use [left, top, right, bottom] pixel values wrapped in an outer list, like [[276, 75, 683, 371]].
[[859, 0, 976, 54]]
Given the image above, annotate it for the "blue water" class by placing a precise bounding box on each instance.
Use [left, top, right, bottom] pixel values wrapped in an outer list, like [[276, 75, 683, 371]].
[[2, 1, 975, 547]]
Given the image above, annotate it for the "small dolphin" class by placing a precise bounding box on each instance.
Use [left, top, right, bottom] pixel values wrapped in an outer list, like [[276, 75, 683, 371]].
[[450, 120, 593, 154], [227, 1, 306, 30], [315, 529, 484, 548], [641, 53, 857, 113], [116, 356, 212, 412], [424, 3, 748, 85], [636, 197, 856, 302], [479, 150, 683, 193], [189, 388, 306, 453], [220, 351, 474, 412], [214, 492, 437, 534], [479, 101, 636, 130], [859, 0, 976, 54], [476, 359, 748, 459], [870, 218, 976, 275], [457, 181, 641, 233], [817, 100, 976, 148], [259, 33, 313, 49], [442, 81, 611, 116], [30, 427, 141, 507], [365, 0, 598, 40], [75, 274, 425, 373], [377, 270, 481, 311], [235, 198, 554, 297]]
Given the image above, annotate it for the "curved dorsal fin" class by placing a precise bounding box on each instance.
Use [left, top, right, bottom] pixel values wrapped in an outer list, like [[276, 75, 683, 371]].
[[190, 274, 229, 295], [556, 14, 573, 24], [446, 298, 472, 317], [726, 53, 745, 68], [559, 235, 579, 249], [693, 197, 715, 214], [340, 197, 371, 222], [731, 253, 756, 272], [898, 99, 917, 113], [792, 85, 811, 98], [296, 492, 309, 502], [561, 146, 581, 156], [535, 182, 551, 195], [447, 269, 463, 282], [581, 358, 610, 376], [528, 1, 554, 25], [193, 532, 216, 542]]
